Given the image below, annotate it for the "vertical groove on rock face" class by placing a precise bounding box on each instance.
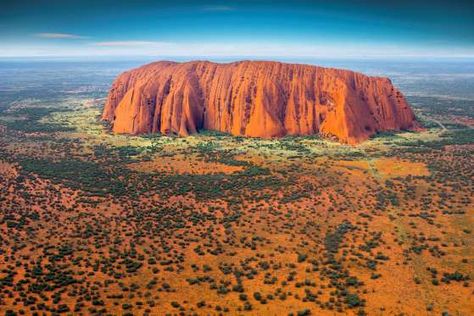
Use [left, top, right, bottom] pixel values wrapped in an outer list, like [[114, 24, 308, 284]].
[[103, 60, 420, 144]]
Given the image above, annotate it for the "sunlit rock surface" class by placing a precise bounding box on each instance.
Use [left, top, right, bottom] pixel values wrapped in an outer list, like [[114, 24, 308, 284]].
[[103, 60, 419, 144]]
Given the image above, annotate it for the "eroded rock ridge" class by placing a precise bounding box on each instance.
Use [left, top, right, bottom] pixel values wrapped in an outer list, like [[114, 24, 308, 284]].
[[103, 60, 419, 143]]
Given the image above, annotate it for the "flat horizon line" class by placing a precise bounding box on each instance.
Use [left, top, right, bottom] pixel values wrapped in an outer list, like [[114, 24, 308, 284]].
[[1, 55, 473, 62]]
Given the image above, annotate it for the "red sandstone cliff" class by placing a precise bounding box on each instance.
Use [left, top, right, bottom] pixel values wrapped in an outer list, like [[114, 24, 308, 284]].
[[102, 60, 419, 144]]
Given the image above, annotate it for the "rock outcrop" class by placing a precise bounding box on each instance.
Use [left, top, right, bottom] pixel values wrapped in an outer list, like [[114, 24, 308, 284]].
[[102, 60, 419, 144]]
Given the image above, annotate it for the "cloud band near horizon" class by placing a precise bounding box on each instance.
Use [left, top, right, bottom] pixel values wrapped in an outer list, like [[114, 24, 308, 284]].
[[1, 0, 473, 58], [1, 40, 473, 59]]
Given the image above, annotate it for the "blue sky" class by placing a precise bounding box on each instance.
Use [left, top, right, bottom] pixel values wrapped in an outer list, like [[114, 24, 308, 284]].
[[1, 0, 473, 58]]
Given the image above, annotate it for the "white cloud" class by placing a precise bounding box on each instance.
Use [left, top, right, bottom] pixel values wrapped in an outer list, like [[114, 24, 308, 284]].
[[35, 33, 87, 39], [93, 41, 471, 59], [1, 40, 473, 59], [94, 41, 172, 47]]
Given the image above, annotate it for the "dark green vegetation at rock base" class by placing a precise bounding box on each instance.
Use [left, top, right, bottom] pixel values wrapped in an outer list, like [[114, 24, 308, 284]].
[[16, 148, 285, 201]]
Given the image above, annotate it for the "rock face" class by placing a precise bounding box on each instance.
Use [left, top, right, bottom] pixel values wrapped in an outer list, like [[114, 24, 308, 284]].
[[102, 60, 419, 144]]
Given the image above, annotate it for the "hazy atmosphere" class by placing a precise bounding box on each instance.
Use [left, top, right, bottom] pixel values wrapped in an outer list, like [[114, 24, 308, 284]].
[[1, 0, 473, 58]]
